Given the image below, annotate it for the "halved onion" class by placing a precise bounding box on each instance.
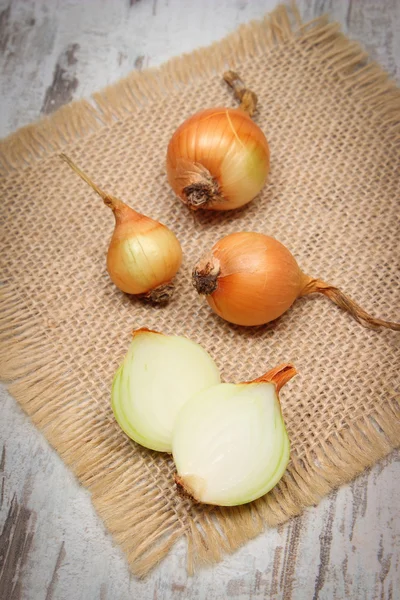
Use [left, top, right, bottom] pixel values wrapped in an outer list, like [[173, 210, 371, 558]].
[[172, 364, 295, 506], [111, 329, 221, 452]]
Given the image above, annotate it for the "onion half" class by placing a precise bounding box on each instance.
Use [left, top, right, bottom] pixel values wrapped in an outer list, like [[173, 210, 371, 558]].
[[172, 364, 294, 506], [111, 329, 221, 452]]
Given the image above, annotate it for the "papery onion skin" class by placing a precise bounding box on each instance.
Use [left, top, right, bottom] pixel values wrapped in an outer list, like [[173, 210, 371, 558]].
[[166, 108, 270, 211], [107, 206, 182, 296], [193, 232, 309, 326], [173, 364, 295, 506], [111, 329, 221, 452]]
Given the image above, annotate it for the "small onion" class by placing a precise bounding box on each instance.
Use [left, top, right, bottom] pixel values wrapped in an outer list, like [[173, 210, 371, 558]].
[[166, 72, 270, 211], [173, 363, 295, 506], [111, 329, 221, 452], [192, 231, 400, 330], [61, 155, 182, 304]]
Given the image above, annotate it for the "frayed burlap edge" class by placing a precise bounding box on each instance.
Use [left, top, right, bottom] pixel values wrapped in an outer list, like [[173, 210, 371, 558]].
[[1, 4, 399, 577]]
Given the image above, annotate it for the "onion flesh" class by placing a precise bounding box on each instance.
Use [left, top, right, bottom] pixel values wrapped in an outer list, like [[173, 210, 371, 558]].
[[172, 369, 292, 506], [112, 329, 221, 452]]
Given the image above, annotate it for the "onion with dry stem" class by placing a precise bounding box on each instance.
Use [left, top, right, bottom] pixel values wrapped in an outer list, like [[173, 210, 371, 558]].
[[192, 232, 400, 330], [61, 154, 182, 304], [166, 71, 270, 211]]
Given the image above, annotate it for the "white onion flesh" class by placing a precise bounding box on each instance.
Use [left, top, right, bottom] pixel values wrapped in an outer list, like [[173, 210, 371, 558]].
[[111, 330, 221, 452], [172, 381, 290, 506]]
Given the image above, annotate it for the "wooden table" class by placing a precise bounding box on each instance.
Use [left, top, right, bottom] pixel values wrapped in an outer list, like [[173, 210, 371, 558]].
[[0, 1, 399, 598]]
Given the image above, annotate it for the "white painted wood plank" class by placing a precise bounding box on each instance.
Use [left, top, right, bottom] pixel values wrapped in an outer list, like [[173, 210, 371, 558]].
[[1, 1, 399, 599], [0, 0, 279, 137]]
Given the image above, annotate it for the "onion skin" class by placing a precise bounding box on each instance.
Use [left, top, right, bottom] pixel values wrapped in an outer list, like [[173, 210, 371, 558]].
[[251, 363, 297, 392], [107, 204, 182, 297], [166, 108, 270, 211], [193, 232, 310, 326]]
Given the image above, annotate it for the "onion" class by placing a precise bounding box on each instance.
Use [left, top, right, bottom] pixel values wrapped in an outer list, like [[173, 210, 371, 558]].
[[61, 154, 182, 304], [166, 72, 270, 211], [173, 364, 295, 506], [111, 329, 221, 452], [192, 231, 400, 330]]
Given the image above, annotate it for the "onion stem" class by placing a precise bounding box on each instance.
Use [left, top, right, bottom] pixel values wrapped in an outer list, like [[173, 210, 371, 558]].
[[252, 363, 297, 393], [301, 278, 400, 331], [223, 70, 258, 116], [60, 153, 123, 212]]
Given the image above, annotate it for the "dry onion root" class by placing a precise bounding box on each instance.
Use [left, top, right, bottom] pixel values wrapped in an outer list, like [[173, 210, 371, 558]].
[[192, 231, 400, 330], [60, 154, 182, 304], [173, 363, 295, 506], [166, 71, 270, 211]]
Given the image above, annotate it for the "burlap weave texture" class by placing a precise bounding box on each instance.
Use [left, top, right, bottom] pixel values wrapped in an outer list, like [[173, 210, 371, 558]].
[[0, 5, 399, 576]]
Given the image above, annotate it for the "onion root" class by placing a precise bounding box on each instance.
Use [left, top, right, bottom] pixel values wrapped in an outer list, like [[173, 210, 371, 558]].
[[192, 253, 220, 295], [140, 282, 176, 305]]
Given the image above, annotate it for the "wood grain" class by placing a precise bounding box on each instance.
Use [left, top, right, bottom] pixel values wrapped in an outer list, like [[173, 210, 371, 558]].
[[41, 43, 80, 115], [0, 461, 36, 600], [0, 1, 399, 598]]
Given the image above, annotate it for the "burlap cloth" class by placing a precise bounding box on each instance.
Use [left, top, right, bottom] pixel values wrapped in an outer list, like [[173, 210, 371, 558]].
[[0, 4, 399, 577]]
